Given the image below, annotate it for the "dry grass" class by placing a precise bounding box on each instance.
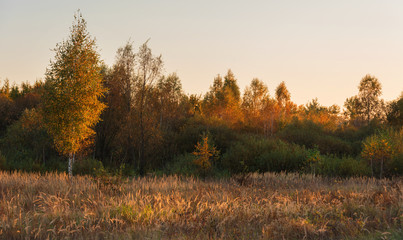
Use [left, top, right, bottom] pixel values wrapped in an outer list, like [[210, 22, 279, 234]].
[[0, 171, 401, 239]]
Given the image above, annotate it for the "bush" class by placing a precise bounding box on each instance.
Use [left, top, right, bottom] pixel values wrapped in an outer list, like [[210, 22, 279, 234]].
[[73, 158, 104, 176], [277, 119, 354, 156], [260, 141, 307, 173], [165, 153, 198, 176], [0, 109, 57, 172], [317, 155, 370, 177], [221, 135, 308, 174], [387, 153, 403, 176], [361, 128, 403, 178], [175, 116, 238, 156], [0, 151, 7, 170]]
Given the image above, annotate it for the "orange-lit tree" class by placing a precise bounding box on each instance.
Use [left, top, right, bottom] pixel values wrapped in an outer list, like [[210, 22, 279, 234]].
[[42, 12, 106, 177], [242, 78, 270, 133], [362, 132, 394, 178], [192, 134, 219, 176]]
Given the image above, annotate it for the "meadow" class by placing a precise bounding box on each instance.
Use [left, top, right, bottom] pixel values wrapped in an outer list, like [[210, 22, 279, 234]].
[[0, 171, 401, 239]]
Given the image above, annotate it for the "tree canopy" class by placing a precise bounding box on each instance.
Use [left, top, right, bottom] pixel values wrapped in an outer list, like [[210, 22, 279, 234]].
[[41, 11, 106, 176]]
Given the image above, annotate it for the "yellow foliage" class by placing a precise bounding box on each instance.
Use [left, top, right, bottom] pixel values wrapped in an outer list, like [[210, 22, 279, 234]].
[[192, 135, 219, 171], [362, 136, 394, 163], [42, 12, 106, 156]]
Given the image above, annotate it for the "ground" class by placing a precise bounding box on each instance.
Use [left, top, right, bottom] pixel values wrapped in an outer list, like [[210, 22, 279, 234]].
[[0, 171, 402, 239]]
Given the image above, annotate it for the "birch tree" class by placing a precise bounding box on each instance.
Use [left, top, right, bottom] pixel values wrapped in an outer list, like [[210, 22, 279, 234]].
[[42, 11, 106, 177]]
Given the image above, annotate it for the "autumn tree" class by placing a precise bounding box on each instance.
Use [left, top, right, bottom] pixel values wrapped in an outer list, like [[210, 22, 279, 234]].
[[359, 75, 383, 124], [387, 92, 403, 127], [95, 42, 136, 166], [0, 79, 42, 133], [42, 12, 106, 177], [362, 131, 395, 178], [223, 69, 241, 102], [0, 79, 14, 132], [303, 98, 341, 131], [156, 73, 184, 131], [203, 74, 224, 117], [202, 70, 242, 124], [192, 133, 219, 176], [0, 78, 10, 96], [135, 41, 163, 175], [345, 75, 383, 125], [275, 81, 290, 107], [344, 96, 363, 125], [274, 81, 294, 129], [221, 70, 242, 124], [186, 94, 203, 116], [242, 78, 270, 131]]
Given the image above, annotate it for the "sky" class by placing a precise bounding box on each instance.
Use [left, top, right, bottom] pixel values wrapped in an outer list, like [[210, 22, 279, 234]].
[[1, 0, 403, 108]]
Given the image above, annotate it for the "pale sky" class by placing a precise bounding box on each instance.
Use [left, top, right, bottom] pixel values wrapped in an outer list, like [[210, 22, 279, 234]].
[[1, 0, 403, 108]]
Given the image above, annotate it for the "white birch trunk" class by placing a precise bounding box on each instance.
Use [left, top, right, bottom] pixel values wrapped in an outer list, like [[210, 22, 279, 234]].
[[68, 153, 75, 178]]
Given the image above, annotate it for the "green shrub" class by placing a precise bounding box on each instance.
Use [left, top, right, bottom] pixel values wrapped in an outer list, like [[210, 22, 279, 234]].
[[73, 158, 104, 176], [387, 153, 403, 176], [0, 151, 7, 170], [221, 135, 308, 174], [175, 117, 238, 156], [278, 120, 354, 156], [318, 155, 370, 177], [306, 146, 321, 175], [260, 141, 307, 173], [165, 153, 198, 176]]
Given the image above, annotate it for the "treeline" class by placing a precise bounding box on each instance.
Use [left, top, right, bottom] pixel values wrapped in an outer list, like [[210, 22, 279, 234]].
[[0, 15, 402, 178]]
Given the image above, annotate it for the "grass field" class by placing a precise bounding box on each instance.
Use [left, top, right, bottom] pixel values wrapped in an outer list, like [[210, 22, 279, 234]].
[[0, 171, 401, 239]]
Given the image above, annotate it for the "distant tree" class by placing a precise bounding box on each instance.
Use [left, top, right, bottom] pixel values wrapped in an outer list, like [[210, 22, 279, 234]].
[[0, 78, 10, 96], [113, 41, 136, 112], [0, 93, 15, 132], [135, 41, 163, 175], [303, 99, 341, 131], [203, 74, 224, 117], [223, 69, 241, 102], [157, 73, 184, 130], [344, 75, 384, 125], [274, 81, 294, 129], [96, 42, 136, 166], [387, 92, 403, 127], [242, 78, 270, 130], [262, 98, 279, 136], [358, 74, 383, 124], [243, 78, 269, 114], [42, 11, 106, 177], [202, 70, 242, 124], [275, 81, 290, 107], [221, 70, 242, 124], [9, 84, 20, 100], [304, 98, 325, 114], [187, 94, 203, 116], [344, 95, 363, 125]]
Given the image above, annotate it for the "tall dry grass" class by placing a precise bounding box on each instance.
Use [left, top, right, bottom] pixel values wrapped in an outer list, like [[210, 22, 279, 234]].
[[0, 171, 401, 239]]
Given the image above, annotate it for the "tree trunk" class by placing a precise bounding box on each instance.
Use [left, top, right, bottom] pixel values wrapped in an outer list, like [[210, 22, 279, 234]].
[[370, 158, 373, 178], [380, 158, 383, 179], [42, 146, 46, 165], [138, 79, 146, 176], [68, 153, 75, 178]]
